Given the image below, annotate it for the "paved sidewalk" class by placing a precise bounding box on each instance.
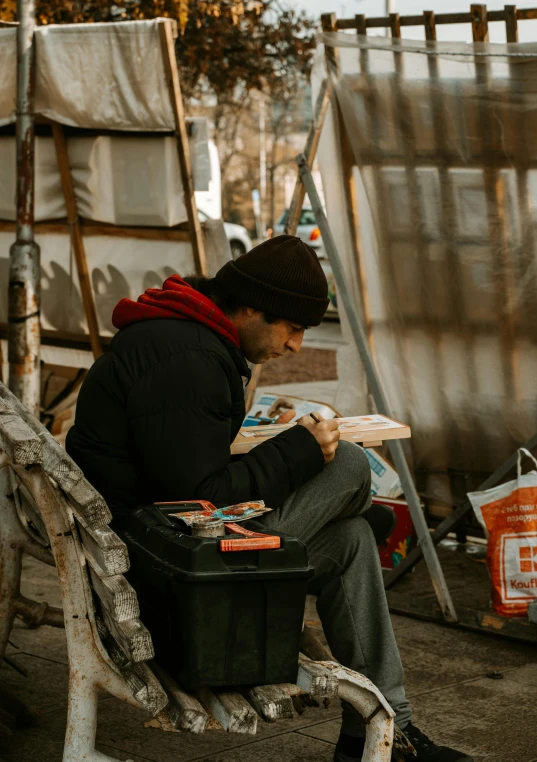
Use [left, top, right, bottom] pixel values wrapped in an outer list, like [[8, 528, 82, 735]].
[[1, 556, 536, 762]]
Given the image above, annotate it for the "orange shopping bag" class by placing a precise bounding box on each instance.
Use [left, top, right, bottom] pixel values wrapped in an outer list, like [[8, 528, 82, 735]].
[[468, 448, 537, 618]]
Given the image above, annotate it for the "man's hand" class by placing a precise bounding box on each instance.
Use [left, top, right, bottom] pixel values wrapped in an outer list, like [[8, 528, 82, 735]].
[[297, 413, 340, 463]]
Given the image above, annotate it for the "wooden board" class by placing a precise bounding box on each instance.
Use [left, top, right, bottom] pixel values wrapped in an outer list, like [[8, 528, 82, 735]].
[[51, 121, 103, 360], [231, 414, 410, 455], [0, 399, 43, 466]]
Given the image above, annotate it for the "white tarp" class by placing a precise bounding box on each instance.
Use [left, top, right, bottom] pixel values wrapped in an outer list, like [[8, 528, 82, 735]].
[[0, 29, 16, 126], [0, 21, 176, 130], [0, 136, 188, 226], [0, 19, 232, 369]]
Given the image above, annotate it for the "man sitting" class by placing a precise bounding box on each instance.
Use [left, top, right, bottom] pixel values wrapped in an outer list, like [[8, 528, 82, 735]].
[[67, 234, 472, 762]]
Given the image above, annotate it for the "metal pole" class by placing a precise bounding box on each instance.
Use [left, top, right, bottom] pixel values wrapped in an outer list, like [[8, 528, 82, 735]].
[[259, 93, 266, 237], [9, 0, 41, 416], [386, 0, 395, 36], [296, 153, 458, 623]]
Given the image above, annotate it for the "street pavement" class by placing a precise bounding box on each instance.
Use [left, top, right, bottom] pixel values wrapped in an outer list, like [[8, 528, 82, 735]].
[[1, 555, 536, 762]]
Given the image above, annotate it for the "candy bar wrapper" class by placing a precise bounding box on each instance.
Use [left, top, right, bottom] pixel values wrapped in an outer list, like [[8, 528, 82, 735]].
[[171, 500, 272, 525]]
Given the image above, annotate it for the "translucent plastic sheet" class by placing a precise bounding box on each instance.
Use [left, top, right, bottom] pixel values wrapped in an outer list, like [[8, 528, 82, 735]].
[[313, 33, 537, 511]]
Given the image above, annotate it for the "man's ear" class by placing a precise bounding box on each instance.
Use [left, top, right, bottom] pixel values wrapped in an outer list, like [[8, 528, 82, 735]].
[[230, 305, 256, 327]]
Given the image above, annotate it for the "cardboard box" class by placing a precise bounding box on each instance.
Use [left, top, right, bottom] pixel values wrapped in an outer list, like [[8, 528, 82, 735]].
[[363, 448, 402, 499]]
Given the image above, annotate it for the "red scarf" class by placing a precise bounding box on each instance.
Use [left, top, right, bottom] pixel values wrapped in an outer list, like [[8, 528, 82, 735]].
[[112, 274, 240, 348]]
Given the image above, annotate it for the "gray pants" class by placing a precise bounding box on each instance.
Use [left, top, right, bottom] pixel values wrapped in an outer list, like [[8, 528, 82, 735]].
[[257, 440, 412, 735]]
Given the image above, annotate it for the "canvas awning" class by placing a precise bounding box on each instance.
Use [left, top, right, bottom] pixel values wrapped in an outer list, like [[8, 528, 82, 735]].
[[0, 20, 177, 130]]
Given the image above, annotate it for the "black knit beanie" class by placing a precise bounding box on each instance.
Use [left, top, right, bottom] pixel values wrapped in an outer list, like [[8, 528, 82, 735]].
[[214, 235, 329, 326]]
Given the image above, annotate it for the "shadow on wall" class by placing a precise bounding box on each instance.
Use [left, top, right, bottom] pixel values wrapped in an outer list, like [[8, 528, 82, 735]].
[[142, 267, 176, 291], [2, 262, 180, 337], [92, 265, 131, 334], [42, 261, 87, 334], [91, 265, 176, 334]]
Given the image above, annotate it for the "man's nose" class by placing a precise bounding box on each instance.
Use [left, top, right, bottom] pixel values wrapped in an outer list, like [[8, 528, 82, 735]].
[[285, 333, 303, 354]]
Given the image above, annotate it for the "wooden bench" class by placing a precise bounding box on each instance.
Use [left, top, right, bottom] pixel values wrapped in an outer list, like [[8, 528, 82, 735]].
[[0, 380, 400, 762]]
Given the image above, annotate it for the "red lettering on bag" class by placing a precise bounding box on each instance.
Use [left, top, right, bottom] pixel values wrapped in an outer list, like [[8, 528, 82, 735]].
[[510, 578, 537, 589]]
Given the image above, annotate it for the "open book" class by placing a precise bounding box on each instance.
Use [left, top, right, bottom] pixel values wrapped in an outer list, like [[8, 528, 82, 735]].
[[231, 414, 410, 455]]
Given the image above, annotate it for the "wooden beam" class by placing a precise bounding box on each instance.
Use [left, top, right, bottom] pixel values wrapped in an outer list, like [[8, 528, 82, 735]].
[[99, 624, 167, 714], [101, 606, 154, 663], [247, 684, 294, 722], [423, 10, 437, 41], [471, 4, 490, 41], [355, 14, 367, 35], [67, 477, 112, 529], [389, 12, 401, 38], [0, 219, 191, 242], [51, 122, 103, 360], [199, 687, 258, 733], [78, 524, 130, 577], [334, 6, 537, 30], [158, 20, 207, 277], [321, 13, 338, 71], [88, 566, 140, 623], [505, 5, 518, 41], [0, 399, 42, 466], [518, 8, 537, 19], [150, 662, 208, 733], [421, 5, 474, 472], [284, 79, 332, 236], [296, 656, 339, 698], [80, 221, 191, 242]]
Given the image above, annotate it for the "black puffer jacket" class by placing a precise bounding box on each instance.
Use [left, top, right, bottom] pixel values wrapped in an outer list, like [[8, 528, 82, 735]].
[[66, 319, 324, 528]]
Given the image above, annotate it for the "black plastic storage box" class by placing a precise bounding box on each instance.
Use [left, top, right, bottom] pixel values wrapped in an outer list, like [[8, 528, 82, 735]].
[[122, 504, 314, 691]]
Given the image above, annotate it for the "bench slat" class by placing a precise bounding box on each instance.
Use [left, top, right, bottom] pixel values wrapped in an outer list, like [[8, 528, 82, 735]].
[[125, 662, 167, 716], [88, 566, 140, 623], [0, 400, 42, 466], [79, 524, 129, 576], [151, 662, 208, 734], [0, 386, 82, 488], [0, 383, 111, 529], [296, 656, 339, 698], [199, 688, 257, 734], [67, 478, 112, 529], [112, 651, 166, 715], [0, 383, 112, 529], [96, 616, 166, 715], [247, 684, 294, 722], [101, 606, 154, 663]]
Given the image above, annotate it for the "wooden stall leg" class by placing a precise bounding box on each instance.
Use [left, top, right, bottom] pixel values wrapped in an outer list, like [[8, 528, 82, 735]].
[[158, 19, 208, 277], [51, 122, 103, 361]]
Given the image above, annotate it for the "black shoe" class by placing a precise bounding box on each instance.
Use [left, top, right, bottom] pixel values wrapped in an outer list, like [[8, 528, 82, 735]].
[[334, 733, 365, 762], [402, 723, 473, 761], [362, 503, 397, 546], [334, 724, 473, 761]]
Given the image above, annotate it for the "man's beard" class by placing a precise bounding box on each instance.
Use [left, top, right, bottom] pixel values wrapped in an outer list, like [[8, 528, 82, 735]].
[[244, 341, 280, 365]]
